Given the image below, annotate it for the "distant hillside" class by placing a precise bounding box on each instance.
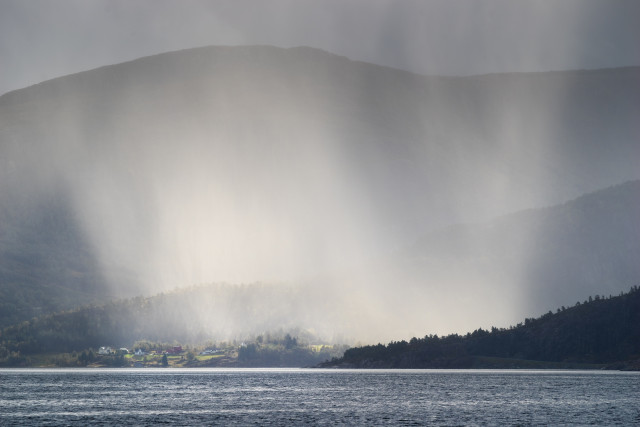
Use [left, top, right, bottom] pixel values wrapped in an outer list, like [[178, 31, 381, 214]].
[[0, 281, 350, 368], [351, 180, 640, 336], [0, 190, 107, 327], [399, 180, 640, 317], [0, 282, 346, 360], [1, 45, 638, 332], [323, 286, 640, 370]]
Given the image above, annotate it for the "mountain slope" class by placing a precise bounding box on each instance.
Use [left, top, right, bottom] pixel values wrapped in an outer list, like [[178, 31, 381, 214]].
[[0, 45, 638, 332], [400, 180, 640, 315], [0, 189, 106, 326]]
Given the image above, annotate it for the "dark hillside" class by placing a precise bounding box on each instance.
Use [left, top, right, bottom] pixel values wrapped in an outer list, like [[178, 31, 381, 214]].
[[0, 282, 339, 362], [325, 286, 640, 369], [0, 190, 106, 326]]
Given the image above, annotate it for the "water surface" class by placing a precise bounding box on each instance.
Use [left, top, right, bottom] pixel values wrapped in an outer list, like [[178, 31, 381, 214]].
[[1, 368, 638, 425]]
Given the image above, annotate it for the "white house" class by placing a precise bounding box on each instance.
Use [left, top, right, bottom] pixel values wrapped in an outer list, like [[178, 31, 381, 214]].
[[98, 346, 112, 355]]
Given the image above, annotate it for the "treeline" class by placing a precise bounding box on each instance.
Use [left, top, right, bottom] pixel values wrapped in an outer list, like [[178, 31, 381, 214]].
[[236, 334, 348, 367], [324, 286, 640, 369]]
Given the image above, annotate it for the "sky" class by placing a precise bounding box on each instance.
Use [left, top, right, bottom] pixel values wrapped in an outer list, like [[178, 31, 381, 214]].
[[1, 0, 639, 96]]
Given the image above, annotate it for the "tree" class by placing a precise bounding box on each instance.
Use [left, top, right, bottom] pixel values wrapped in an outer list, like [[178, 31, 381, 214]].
[[114, 354, 126, 367], [162, 353, 168, 367], [284, 334, 297, 349], [238, 344, 257, 362], [78, 351, 88, 366]]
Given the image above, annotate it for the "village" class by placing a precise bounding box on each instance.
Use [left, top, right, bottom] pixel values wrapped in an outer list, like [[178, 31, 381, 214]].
[[72, 337, 345, 368], [92, 344, 233, 368]]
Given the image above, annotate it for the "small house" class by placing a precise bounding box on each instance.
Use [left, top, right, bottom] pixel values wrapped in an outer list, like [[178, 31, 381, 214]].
[[166, 346, 183, 355], [98, 346, 113, 355]]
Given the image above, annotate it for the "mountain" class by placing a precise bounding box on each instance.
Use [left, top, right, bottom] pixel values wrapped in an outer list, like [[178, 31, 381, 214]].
[[1, 45, 638, 333], [322, 286, 640, 369]]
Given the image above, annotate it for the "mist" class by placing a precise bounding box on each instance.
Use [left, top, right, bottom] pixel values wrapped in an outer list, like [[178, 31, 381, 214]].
[[1, 2, 639, 344]]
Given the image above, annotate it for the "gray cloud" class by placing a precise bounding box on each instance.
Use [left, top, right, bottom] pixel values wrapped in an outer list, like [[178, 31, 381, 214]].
[[1, 0, 639, 95]]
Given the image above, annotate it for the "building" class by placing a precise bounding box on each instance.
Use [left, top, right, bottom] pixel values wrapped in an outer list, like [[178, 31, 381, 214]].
[[98, 346, 113, 355]]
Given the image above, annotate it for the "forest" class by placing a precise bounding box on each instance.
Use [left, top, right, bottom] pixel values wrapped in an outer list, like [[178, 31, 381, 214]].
[[322, 286, 640, 370]]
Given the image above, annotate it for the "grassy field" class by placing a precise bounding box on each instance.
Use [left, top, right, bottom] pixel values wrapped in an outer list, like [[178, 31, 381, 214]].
[[196, 354, 224, 361]]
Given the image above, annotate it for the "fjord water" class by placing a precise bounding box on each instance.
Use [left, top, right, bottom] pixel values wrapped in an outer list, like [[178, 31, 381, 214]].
[[1, 369, 638, 425]]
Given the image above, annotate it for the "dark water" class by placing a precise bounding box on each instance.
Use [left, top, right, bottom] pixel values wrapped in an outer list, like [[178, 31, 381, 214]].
[[1, 368, 638, 425]]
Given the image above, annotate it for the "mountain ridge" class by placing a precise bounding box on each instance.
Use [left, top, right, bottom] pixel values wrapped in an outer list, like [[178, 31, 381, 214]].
[[3, 44, 639, 99]]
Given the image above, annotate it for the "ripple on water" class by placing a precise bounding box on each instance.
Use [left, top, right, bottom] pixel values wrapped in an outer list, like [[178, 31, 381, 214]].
[[1, 369, 638, 425]]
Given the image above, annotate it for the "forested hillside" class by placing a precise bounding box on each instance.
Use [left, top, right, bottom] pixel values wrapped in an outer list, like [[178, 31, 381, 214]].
[[0, 191, 106, 327], [0, 282, 341, 364], [324, 286, 640, 369]]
